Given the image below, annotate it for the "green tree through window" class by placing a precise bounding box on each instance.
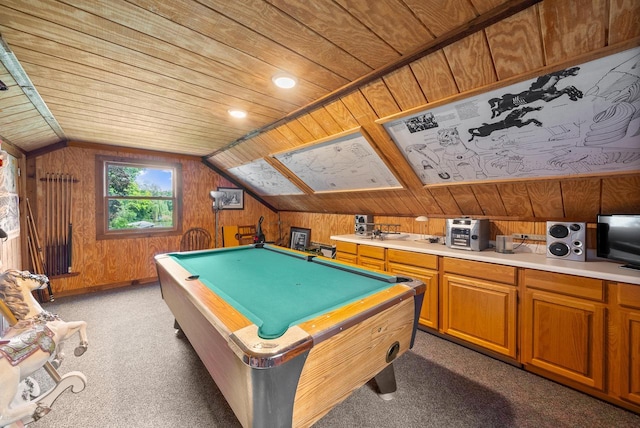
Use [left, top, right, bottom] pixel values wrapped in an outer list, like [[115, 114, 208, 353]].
[[96, 155, 182, 238]]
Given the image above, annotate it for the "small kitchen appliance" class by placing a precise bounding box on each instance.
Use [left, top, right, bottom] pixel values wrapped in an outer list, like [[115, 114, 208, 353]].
[[446, 218, 490, 251]]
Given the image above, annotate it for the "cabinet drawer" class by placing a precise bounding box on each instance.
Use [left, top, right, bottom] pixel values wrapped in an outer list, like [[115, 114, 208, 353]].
[[443, 258, 516, 285], [387, 249, 437, 270], [358, 244, 385, 260], [614, 282, 640, 309], [524, 269, 604, 302], [335, 241, 357, 255], [335, 252, 357, 264]]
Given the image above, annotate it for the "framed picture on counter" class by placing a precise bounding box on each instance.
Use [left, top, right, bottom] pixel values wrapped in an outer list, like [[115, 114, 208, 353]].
[[290, 227, 311, 251]]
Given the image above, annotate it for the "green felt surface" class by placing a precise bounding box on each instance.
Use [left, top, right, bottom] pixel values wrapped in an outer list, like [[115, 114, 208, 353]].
[[169, 245, 397, 339]]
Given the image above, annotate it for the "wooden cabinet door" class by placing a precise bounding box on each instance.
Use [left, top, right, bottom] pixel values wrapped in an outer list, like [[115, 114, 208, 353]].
[[613, 282, 640, 406], [442, 274, 517, 358], [387, 262, 438, 330], [619, 310, 640, 405], [522, 289, 606, 390]]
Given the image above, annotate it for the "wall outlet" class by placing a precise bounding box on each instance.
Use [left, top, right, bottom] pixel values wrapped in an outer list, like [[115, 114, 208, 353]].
[[512, 233, 546, 241]]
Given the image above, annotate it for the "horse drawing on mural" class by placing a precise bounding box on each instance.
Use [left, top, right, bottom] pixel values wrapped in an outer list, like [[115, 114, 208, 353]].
[[468, 106, 543, 142], [487, 67, 583, 119], [0, 270, 88, 427]]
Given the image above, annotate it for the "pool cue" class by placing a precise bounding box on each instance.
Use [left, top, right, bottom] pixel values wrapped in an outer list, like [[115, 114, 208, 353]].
[[68, 174, 73, 273], [54, 173, 60, 275], [60, 173, 66, 275], [26, 197, 53, 301]]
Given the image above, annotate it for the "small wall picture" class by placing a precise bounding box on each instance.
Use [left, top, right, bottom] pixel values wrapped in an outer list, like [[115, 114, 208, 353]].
[[217, 187, 244, 210], [290, 227, 311, 251]]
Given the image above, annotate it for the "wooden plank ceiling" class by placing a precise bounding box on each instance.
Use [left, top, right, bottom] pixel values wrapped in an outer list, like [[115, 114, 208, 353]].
[[1, 0, 639, 220], [0, 0, 535, 155]]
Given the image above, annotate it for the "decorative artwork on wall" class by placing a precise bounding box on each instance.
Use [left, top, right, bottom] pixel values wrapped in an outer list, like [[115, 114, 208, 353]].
[[0, 151, 19, 239], [227, 158, 304, 196], [381, 46, 640, 185], [217, 187, 244, 210], [272, 129, 402, 193]]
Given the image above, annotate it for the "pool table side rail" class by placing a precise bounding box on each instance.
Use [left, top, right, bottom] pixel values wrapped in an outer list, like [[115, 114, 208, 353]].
[[155, 253, 253, 336], [297, 279, 425, 344]]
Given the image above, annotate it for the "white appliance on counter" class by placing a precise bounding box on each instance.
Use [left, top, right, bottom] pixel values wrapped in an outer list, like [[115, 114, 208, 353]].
[[446, 217, 490, 251]]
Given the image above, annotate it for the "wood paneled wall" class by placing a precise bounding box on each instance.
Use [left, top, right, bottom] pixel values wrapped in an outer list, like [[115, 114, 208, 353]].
[[209, 1, 640, 220], [28, 144, 278, 296]]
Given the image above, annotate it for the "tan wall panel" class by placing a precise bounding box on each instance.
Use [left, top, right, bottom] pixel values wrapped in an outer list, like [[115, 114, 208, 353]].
[[601, 175, 640, 214], [443, 31, 497, 92], [383, 66, 427, 110], [449, 185, 483, 215], [410, 51, 460, 103], [561, 178, 601, 220], [485, 7, 545, 79], [473, 184, 508, 216], [526, 180, 564, 218], [608, 0, 640, 44], [539, 0, 608, 64]]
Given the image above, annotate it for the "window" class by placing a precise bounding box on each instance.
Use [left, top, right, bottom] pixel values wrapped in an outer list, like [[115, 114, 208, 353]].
[[96, 155, 182, 239]]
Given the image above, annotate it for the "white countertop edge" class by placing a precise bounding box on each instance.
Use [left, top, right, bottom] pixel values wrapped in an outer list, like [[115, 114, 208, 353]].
[[330, 234, 640, 286]]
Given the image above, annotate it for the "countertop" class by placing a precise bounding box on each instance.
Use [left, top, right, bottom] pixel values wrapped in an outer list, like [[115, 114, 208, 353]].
[[330, 234, 640, 286]]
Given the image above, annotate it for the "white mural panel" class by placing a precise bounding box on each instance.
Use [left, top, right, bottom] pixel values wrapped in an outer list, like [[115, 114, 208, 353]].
[[227, 158, 304, 196], [273, 131, 402, 192], [383, 47, 640, 184]]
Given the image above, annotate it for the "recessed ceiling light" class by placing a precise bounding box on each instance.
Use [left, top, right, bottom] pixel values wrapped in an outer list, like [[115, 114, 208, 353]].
[[272, 74, 297, 89], [228, 109, 247, 118]]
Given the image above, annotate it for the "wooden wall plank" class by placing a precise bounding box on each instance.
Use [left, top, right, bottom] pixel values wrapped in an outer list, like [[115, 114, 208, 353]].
[[294, 115, 328, 140], [308, 108, 344, 135], [497, 182, 535, 217], [443, 31, 498, 92], [608, 0, 640, 44], [359, 80, 400, 118], [485, 7, 545, 79], [561, 178, 601, 220], [410, 51, 460, 102], [332, 0, 434, 53], [601, 175, 640, 214], [405, 0, 477, 36], [449, 185, 484, 215], [539, 0, 608, 64], [526, 180, 564, 218], [383, 66, 427, 110], [322, 100, 360, 131], [473, 184, 508, 216], [429, 187, 462, 215]]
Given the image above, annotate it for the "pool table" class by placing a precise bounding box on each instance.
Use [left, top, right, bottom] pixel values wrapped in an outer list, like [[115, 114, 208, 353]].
[[155, 244, 424, 428]]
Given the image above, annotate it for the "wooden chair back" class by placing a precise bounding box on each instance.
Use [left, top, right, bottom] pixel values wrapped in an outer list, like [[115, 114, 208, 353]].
[[180, 228, 212, 251]]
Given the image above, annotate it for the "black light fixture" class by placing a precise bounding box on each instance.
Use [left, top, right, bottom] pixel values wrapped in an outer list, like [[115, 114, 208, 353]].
[[0, 227, 8, 241]]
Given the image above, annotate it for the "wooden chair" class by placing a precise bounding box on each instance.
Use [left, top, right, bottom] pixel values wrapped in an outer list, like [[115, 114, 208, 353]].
[[180, 228, 212, 251]]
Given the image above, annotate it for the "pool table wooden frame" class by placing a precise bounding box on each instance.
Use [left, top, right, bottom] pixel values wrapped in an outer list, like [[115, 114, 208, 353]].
[[155, 245, 424, 428]]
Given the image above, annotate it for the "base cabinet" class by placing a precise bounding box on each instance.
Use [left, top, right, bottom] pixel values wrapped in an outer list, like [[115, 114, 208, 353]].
[[522, 270, 606, 391], [441, 258, 517, 359], [387, 249, 438, 330], [610, 282, 640, 408]]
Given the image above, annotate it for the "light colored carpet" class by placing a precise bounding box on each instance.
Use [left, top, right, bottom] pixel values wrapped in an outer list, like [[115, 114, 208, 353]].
[[23, 283, 640, 427]]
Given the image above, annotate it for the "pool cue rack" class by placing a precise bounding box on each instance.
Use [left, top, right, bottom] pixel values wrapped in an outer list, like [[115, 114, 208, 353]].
[[40, 173, 78, 278]]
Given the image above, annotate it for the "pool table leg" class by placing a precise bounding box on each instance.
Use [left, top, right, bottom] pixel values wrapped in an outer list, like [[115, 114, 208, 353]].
[[173, 319, 185, 338], [374, 364, 397, 401]]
